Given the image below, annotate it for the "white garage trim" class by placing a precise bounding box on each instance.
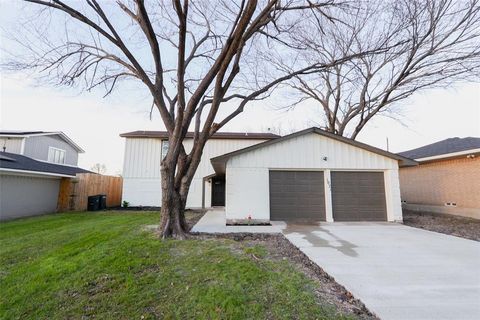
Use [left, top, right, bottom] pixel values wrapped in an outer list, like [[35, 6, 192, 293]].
[[324, 169, 333, 222]]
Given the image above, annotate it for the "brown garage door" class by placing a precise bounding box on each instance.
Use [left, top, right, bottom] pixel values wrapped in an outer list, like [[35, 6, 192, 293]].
[[269, 171, 326, 221], [331, 171, 387, 221]]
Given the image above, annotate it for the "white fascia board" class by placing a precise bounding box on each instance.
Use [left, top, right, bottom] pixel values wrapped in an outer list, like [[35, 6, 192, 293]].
[[0, 168, 75, 178], [416, 148, 480, 162], [0, 135, 26, 139]]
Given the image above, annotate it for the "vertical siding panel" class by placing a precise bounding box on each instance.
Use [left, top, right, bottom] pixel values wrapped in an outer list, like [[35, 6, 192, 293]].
[[122, 137, 269, 207], [0, 138, 23, 154], [23, 135, 79, 165], [228, 132, 398, 171]]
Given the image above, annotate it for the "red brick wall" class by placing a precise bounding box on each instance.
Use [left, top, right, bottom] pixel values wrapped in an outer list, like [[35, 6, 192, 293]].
[[399, 157, 480, 209]]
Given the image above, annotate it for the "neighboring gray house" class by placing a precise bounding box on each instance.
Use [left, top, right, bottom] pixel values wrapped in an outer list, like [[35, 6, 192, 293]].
[[0, 131, 84, 166], [0, 131, 89, 221]]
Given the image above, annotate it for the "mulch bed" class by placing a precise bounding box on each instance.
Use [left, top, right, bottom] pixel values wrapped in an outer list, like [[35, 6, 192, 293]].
[[194, 232, 378, 319], [403, 210, 480, 241], [108, 206, 161, 211], [184, 209, 206, 231]]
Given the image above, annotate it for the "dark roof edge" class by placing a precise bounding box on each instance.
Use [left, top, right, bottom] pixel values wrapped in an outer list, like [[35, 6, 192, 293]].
[[211, 127, 417, 172], [0, 152, 92, 177], [119, 131, 279, 140], [398, 137, 480, 160]]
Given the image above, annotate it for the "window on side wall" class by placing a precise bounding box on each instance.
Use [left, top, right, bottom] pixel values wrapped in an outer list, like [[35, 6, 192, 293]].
[[161, 140, 169, 160], [48, 147, 66, 164]]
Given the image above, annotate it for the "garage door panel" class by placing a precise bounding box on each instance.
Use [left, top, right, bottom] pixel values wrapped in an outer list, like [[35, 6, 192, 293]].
[[331, 171, 387, 221], [269, 171, 326, 221]]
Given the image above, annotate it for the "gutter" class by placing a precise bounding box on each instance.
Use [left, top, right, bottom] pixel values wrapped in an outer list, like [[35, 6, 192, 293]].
[[0, 168, 76, 178]]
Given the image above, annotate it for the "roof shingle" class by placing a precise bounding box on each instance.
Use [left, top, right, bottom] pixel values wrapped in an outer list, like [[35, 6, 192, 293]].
[[0, 152, 92, 177], [399, 137, 480, 159]]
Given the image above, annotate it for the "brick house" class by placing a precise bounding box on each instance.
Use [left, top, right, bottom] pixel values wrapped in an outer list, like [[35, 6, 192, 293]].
[[399, 137, 480, 219]]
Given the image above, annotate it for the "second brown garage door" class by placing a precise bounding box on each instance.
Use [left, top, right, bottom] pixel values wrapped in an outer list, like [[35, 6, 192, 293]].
[[331, 171, 387, 221], [269, 171, 326, 221]]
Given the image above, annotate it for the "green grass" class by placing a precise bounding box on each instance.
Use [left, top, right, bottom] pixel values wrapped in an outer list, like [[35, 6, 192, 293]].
[[1, 211, 353, 319]]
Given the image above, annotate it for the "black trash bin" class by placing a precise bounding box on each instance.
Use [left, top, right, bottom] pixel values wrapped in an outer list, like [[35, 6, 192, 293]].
[[99, 194, 107, 210], [87, 195, 101, 211]]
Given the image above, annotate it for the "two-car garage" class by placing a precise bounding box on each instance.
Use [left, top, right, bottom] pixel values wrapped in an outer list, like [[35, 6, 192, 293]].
[[210, 127, 416, 224], [269, 170, 387, 222]]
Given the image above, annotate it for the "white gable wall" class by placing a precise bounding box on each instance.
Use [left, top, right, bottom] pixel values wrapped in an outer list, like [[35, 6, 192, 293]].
[[122, 137, 267, 207], [0, 137, 24, 154], [225, 132, 402, 222]]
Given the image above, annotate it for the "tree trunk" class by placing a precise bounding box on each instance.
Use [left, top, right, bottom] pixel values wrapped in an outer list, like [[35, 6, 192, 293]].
[[158, 164, 189, 239]]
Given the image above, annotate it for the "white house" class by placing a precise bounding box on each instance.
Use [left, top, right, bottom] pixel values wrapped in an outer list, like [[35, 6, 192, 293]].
[[121, 127, 416, 223], [120, 130, 279, 207]]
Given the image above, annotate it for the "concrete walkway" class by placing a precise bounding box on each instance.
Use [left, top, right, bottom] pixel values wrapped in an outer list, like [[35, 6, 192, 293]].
[[191, 208, 282, 233], [280, 222, 480, 320]]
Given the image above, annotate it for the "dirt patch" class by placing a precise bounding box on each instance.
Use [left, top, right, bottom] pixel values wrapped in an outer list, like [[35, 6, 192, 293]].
[[184, 209, 206, 231], [108, 206, 161, 211], [403, 210, 480, 241], [141, 209, 206, 233], [194, 232, 378, 319]]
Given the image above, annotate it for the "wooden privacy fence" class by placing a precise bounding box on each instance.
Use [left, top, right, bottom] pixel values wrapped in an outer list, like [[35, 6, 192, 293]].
[[57, 173, 123, 212]]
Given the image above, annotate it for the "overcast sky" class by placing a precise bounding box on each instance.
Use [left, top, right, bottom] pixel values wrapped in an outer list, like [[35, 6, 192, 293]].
[[1, 1, 479, 175], [1, 74, 478, 175]]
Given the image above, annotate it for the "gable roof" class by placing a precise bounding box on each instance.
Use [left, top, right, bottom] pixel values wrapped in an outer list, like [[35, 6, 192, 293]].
[[0, 152, 91, 178], [0, 131, 85, 153], [211, 127, 417, 174], [399, 137, 480, 160], [119, 130, 279, 140]]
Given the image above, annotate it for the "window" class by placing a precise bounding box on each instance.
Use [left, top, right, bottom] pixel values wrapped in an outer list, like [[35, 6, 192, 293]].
[[161, 140, 169, 160], [48, 147, 66, 164]]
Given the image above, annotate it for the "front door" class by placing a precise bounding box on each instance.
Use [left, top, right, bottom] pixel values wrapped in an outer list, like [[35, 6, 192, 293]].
[[211, 176, 225, 206]]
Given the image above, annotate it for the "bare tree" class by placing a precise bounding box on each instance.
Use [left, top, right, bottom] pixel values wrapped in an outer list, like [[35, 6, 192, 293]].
[[286, 0, 480, 139], [7, 0, 360, 238], [90, 163, 107, 174]]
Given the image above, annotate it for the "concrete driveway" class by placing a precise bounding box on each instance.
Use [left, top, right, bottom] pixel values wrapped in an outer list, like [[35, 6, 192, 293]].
[[278, 222, 480, 320]]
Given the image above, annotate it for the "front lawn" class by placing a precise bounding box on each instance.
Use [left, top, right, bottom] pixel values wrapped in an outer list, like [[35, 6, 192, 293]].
[[0, 211, 364, 319]]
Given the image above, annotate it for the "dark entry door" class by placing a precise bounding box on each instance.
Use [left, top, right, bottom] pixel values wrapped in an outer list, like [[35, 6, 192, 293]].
[[211, 176, 225, 206], [331, 171, 387, 221], [269, 171, 326, 221]]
